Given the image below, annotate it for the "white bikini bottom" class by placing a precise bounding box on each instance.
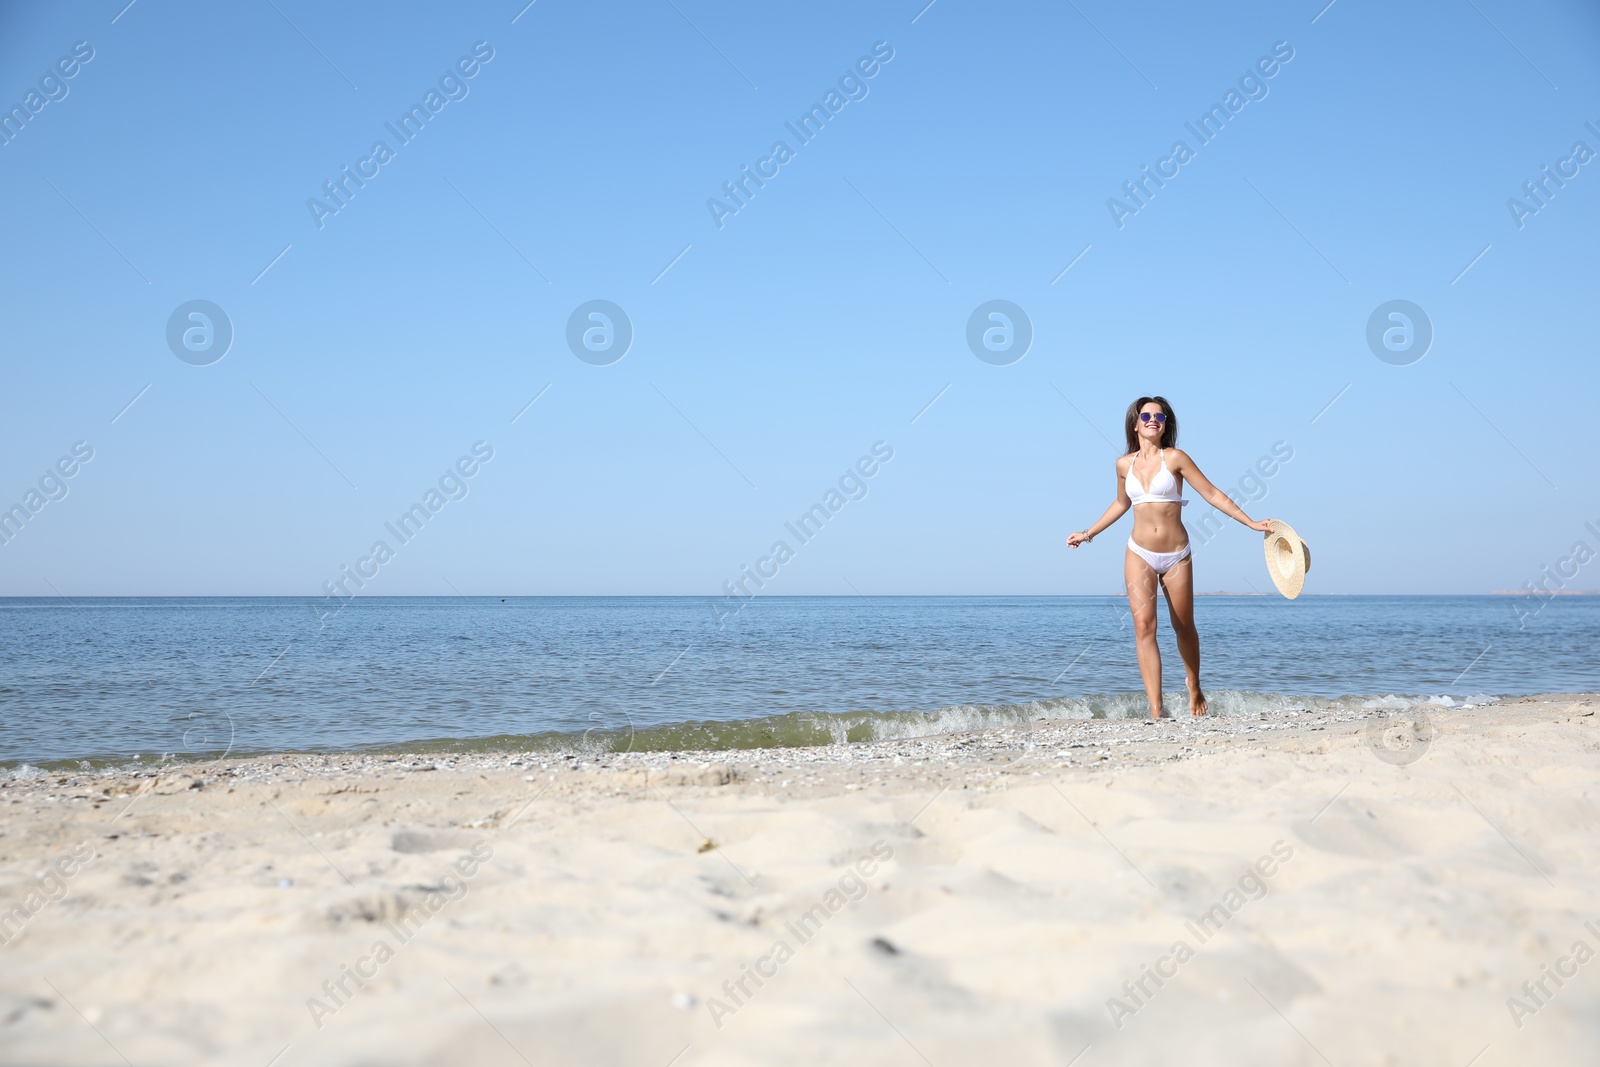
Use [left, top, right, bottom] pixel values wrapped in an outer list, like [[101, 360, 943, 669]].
[[1127, 538, 1192, 576]]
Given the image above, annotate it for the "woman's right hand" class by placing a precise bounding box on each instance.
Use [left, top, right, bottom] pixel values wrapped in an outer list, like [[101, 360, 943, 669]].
[[1066, 531, 1093, 548]]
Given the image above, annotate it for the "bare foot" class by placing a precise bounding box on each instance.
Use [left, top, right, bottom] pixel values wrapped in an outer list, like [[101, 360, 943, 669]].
[[1189, 687, 1208, 717]]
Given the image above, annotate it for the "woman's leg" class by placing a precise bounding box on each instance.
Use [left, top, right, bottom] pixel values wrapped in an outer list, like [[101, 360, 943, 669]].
[[1125, 548, 1164, 718], [1159, 555, 1207, 716]]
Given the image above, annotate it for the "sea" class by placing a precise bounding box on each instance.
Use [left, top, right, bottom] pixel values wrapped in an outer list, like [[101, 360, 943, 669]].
[[2, 595, 1596, 768]]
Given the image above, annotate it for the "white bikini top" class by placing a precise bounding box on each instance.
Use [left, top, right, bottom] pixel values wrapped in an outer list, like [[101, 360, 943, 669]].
[[1126, 449, 1188, 506]]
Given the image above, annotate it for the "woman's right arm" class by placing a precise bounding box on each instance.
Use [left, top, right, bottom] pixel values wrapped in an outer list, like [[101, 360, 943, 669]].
[[1066, 457, 1130, 548]]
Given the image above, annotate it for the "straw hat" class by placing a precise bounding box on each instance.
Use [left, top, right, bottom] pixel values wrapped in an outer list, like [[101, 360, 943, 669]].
[[1263, 519, 1311, 599]]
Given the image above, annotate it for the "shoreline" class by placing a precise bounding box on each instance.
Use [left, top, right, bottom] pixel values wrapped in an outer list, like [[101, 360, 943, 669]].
[[3, 695, 1517, 788], [2, 693, 1596, 1065], [7, 694, 1586, 803], [6, 687, 1511, 774]]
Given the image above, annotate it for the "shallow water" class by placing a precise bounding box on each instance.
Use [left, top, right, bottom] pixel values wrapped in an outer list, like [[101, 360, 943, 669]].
[[1, 595, 1594, 764]]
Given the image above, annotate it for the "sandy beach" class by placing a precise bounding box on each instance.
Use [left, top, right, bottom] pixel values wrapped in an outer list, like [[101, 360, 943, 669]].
[[3, 694, 1598, 1066]]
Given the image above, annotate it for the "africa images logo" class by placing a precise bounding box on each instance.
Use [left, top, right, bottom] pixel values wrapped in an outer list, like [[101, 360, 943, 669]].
[[1365, 300, 1432, 366], [165, 300, 234, 366], [565, 300, 634, 366], [965, 300, 1033, 366]]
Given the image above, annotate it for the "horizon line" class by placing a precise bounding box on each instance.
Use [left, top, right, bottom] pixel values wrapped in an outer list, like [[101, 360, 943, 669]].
[[0, 592, 1572, 600]]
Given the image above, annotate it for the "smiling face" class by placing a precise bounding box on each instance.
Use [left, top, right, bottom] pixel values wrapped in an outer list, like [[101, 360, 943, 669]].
[[1123, 395, 1177, 453], [1137, 402, 1167, 444]]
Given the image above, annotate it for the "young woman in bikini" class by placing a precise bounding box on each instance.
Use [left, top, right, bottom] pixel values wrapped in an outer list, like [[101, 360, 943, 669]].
[[1066, 397, 1274, 719]]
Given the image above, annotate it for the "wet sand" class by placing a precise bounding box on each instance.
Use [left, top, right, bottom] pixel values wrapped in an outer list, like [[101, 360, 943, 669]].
[[2, 694, 1597, 1065]]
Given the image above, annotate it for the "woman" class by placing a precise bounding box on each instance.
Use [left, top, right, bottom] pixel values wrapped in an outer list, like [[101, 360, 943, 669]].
[[1066, 397, 1273, 719]]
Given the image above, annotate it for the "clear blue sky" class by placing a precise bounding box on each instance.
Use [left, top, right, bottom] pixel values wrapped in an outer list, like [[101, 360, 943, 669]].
[[1, 0, 1596, 597]]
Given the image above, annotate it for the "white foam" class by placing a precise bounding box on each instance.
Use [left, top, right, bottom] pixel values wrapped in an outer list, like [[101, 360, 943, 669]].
[[859, 688, 1500, 741]]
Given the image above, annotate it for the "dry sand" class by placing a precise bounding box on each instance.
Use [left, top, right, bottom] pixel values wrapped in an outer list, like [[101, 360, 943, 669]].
[[2, 694, 1598, 1066]]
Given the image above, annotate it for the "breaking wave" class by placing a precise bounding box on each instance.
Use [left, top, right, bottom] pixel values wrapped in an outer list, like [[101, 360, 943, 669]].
[[378, 689, 1497, 757]]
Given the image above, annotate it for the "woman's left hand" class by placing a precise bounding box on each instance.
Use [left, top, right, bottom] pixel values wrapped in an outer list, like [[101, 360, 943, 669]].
[[1246, 518, 1275, 533]]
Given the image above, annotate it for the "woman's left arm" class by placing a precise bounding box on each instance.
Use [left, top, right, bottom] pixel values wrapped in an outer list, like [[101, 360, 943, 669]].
[[1168, 449, 1273, 532]]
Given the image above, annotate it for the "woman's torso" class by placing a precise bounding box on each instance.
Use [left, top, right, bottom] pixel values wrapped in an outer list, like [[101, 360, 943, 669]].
[[1125, 450, 1188, 551]]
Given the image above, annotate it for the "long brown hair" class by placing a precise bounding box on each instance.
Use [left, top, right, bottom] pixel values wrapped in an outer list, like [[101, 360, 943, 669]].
[[1124, 396, 1177, 453]]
